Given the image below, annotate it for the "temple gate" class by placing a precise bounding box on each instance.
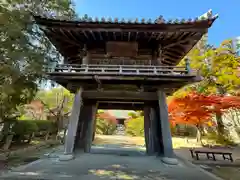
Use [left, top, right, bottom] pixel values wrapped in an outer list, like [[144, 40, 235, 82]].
[[33, 12, 217, 158]]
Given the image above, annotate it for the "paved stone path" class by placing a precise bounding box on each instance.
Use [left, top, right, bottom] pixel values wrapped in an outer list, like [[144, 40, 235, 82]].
[[0, 146, 222, 180]]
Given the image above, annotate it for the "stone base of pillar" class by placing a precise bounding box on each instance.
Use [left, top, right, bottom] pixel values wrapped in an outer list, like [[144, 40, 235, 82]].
[[59, 154, 75, 161], [161, 157, 179, 165]]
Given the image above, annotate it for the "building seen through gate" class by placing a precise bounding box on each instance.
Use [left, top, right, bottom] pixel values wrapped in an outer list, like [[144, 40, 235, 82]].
[[33, 11, 217, 158]]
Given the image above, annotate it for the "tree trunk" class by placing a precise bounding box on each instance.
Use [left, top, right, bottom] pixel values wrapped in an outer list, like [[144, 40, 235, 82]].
[[3, 134, 14, 151], [45, 131, 50, 141], [0, 121, 12, 147], [216, 112, 225, 137], [63, 128, 67, 143], [215, 85, 226, 138], [27, 132, 34, 144], [196, 125, 203, 145]]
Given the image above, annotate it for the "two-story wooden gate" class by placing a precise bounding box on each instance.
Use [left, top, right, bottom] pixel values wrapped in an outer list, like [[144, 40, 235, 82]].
[[33, 12, 217, 158]]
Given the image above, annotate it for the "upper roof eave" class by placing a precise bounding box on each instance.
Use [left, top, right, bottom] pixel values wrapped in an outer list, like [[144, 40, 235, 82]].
[[32, 13, 218, 30]]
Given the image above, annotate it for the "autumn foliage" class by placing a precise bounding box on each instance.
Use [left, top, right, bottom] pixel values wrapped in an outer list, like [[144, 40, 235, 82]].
[[96, 111, 117, 135], [168, 92, 240, 127], [97, 111, 117, 124]]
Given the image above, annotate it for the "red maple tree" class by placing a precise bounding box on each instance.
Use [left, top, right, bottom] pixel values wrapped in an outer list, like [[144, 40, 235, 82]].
[[97, 111, 117, 124], [168, 92, 240, 142]]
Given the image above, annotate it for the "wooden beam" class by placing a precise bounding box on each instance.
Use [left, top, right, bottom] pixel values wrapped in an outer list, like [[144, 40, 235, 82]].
[[135, 32, 138, 41], [128, 32, 131, 41], [113, 32, 116, 40], [98, 102, 144, 110], [148, 32, 155, 42], [82, 31, 89, 39], [164, 38, 197, 49], [166, 32, 177, 41], [48, 75, 197, 84], [163, 53, 178, 60], [47, 29, 81, 47], [98, 31, 103, 40], [65, 30, 81, 44], [82, 90, 158, 101], [105, 31, 109, 41], [90, 30, 96, 40], [164, 48, 184, 55], [177, 32, 188, 41], [40, 22, 209, 33], [156, 32, 164, 40], [58, 29, 70, 40]]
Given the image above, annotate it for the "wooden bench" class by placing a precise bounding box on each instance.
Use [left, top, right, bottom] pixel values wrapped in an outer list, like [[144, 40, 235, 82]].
[[189, 148, 233, 162]]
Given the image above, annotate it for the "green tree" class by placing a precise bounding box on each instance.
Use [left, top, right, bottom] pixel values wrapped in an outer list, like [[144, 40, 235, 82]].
[[35, 87, 74, 137], [0, 0, 76, 147], [175, 39, 240, 137], [176, 39, 239, 95], [36, 88, 74, 116], [125, 111, 144, 137]]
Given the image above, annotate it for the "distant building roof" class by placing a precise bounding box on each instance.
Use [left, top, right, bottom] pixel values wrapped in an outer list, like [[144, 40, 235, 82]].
[[107, 110, 133, 119]]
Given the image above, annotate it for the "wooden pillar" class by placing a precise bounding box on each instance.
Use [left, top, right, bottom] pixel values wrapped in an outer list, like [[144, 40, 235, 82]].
[[154, 105, 164, 155], [74, 106, 88, 150], [84, 103, 98, 153], [150, 107, 160, 154], [64, 88, 83, 154], [144, 106, 150, 154], [145, 106, 158, 155], [92, 116, 97, 141], [157, 90, 173, 158]]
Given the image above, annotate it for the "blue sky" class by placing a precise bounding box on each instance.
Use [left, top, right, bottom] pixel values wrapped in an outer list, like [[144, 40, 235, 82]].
[[74, 0, 239, 46]]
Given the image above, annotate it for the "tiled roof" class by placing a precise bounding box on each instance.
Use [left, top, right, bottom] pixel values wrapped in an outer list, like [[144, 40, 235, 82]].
[[33, 10, 218, 26], [107, 110, 132, 119]]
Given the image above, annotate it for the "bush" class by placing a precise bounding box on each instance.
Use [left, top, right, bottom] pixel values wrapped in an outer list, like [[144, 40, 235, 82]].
[[125, 117, 144, 137], [12, 120, 38, 143], [96, 118, 117, 135], [171, 124, 197, 137], [11, 120, 56, 142], [12, 120, 38, 136], [34, 120, 57, 136], [205, 131, 236, 146]]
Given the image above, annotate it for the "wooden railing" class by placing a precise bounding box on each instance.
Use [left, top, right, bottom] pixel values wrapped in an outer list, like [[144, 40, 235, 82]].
[[47, 64, 194, 76]]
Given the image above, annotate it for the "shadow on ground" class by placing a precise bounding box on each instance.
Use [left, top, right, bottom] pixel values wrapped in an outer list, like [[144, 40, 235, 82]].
[[0, 143, 222, 180]]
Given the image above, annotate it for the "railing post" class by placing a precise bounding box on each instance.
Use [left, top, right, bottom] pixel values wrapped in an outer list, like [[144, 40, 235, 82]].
[[136, 69, 140, 74], [85, 64, 88, 73], [119, 65, 122, 73], [68, 65, 71, 72], [154, 66, 157, 74]]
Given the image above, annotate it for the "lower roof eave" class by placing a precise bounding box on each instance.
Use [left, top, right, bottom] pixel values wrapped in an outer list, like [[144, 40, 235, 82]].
[[47, 74, 202, 83]]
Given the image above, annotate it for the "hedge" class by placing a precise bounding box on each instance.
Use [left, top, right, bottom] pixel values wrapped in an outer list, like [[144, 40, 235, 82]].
[[11, 120, 56, 138]]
